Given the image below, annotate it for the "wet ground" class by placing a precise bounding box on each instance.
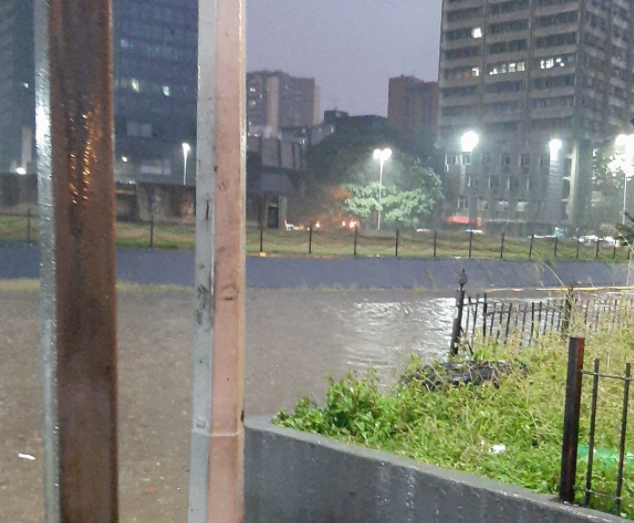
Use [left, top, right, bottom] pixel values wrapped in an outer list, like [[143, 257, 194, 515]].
[[0, 286, 459, 523]]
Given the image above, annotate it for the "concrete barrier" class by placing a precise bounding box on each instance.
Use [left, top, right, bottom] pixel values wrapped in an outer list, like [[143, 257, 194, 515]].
[[245, 417, 622, 523], [1, 244, 633, 290]]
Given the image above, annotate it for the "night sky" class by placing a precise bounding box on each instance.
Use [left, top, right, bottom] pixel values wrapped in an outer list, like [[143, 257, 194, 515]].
[[247, 0, 442, 117]]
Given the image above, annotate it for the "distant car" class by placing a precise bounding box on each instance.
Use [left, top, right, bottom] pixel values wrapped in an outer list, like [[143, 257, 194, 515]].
[[578, 235, 599, 244], [285, 223, 296, 231], [464, 229, 484, 234]]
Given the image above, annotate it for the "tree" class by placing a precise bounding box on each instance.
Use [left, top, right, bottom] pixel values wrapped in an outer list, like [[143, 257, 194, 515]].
[[340, 158, 443, 229], [579, 142, 634, 233]]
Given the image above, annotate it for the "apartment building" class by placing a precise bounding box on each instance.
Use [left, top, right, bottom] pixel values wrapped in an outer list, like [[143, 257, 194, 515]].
[[387, 76, 439, 144], [247, 71, 320, 137], [438, 0, 634, 234]]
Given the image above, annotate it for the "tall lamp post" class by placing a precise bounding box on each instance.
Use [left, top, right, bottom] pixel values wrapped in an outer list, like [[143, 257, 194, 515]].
[[373, 148, 392, 230], [182, 142, 191, 185], [615, 134, 634, 224], [461, 131, 479, 228]]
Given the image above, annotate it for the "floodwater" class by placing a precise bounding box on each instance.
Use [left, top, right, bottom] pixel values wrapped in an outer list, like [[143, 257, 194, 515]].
[[247, 289, 456, 415], [0, 285, 619, 523]]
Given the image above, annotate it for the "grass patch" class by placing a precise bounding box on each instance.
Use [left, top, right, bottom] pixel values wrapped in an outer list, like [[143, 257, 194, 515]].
[[0, 279, 190, 293], [274, 324, 634, 518]]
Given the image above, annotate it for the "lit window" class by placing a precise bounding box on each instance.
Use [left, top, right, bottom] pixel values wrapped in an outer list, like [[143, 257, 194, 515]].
[[162, 85, 171, 96], [517, 61, 526, 71], [472, 67, 480, 77], [472, 27, 483, 38], [121, 156, 129, 163], [517, 201, 528, 212], [22, 82, 29, 89], [131, 78, 140, 92]]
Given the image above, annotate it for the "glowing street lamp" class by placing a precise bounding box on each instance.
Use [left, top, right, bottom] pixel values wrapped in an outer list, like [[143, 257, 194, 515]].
[[373, 148, 392, 230], [461, 131, 479, 227], [182, 142, 191, 185], [461, 131, 479, 153], [549, 138, 563, 156]]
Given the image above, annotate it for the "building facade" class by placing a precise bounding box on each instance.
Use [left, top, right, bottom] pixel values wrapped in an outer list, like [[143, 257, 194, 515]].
[[0, 0, 198, 183], [0, 1, 35, 174], [438, 0, 634, 234], [247, 71, 320, 137], [387, 76, 439, 143]]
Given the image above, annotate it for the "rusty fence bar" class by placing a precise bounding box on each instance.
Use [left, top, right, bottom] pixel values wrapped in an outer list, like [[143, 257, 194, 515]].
[[35, 0, 118, 522], [560, 337, 585, 504]]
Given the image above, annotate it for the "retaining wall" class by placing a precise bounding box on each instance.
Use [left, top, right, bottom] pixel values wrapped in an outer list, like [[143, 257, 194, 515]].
[[245, 417, 622, 523], [1, 244, 633, 290]]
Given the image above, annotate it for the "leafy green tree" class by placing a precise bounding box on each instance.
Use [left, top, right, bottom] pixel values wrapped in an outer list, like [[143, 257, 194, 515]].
[[583, 144, 632, 231]]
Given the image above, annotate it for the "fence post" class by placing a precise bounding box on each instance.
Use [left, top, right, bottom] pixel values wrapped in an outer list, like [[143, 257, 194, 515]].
[[529, 233, 534, 259], [576, 238, 580, 260], [562, 281, 575, 336], [554, 236, 558, 258], [468, 231, 474, 259], [449, 270, 469, 356], [353, 226, 358, 256], [26, 207, 32, 244], [613, 242, 617, 260], [560, 337, 585, 504], [595, 238, 600, 259], [482, 293, 488, 340], [150, 214, 155, 248], [433, 229, 437, 258], [259, 220, 264, 253], [500, 232, 505, 259], [308, 223, 313, 255], [395, 229, 399, 258], [615, 362, 631, 515]]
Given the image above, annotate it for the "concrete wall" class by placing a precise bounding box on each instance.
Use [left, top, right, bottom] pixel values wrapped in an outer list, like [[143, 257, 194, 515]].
[[1, 245, 633, 290], [245, 417, 622, 523]]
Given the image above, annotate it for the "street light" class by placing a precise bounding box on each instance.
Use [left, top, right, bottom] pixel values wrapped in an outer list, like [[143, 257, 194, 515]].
[[373, 148, 392, 230], [549, 138, 563, 156], [614, 134, 634, 224], [182, 142, 191, 185], [461, 131, 479, 228]]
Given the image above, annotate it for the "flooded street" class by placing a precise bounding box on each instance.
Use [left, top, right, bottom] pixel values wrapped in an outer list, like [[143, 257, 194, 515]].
[[0, 284, 620, 522]]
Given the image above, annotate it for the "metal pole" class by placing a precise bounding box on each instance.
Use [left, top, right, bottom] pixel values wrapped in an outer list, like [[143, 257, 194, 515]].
[[27, 207, 32, 243], [353, 226, 358, 256], [35, 0, 118, 521], [433, 229, 437, 258], [500, 232, 505, 259], [377, 159, 384, 231], [468, 230, 473, 258], [623, 173, 627, 225], [183, 146, 189, 185], [188, 0, 246, 521], [308, 223, 313, 255], [554, 236, 558, 258], [529, 233, 534, 259], [449, 270, 468, 356], [259, 219, 263, 253], [560, 337, 585, 504], [150, 214, 155, 248], [395, 228, 399, 258]]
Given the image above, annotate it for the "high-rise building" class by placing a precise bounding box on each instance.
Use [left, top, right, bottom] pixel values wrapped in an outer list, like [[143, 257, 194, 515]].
[[0, 1, 35, 174], [112, 0, 198, 183], [0, 0, 198, 183], [388, 76, 439, 142], [438, 0, 634, 234], [247, 71, 320, 137]]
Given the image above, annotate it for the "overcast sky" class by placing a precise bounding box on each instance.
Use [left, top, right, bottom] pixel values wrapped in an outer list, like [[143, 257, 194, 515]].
[[247, 0, 442, 117]]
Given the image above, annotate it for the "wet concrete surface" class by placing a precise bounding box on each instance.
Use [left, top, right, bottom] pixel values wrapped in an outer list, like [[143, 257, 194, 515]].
[[0, 286, 457, 523], [1, 242, 632, 290]]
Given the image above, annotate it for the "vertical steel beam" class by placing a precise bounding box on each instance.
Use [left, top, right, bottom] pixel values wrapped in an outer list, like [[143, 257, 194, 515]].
[[35, 1, 117, 523], [189, 0, 246, 522]]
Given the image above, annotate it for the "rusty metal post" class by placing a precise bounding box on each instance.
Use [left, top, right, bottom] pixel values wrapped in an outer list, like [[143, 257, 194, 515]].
[[560, 337, 585, 504], [35, 1, 118, 522], [188, 0, 246, 522], [449, 270, 469, 356]]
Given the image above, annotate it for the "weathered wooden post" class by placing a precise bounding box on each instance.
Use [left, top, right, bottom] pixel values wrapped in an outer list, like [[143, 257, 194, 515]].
[[188, 0, 246, 522], [35, 0, 118, 521]]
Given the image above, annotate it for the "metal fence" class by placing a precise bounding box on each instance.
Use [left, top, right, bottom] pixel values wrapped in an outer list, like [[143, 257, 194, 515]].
[[450, 287, 634, 354], [1, 211, 632, 261], [560, 337, 634, 517]]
